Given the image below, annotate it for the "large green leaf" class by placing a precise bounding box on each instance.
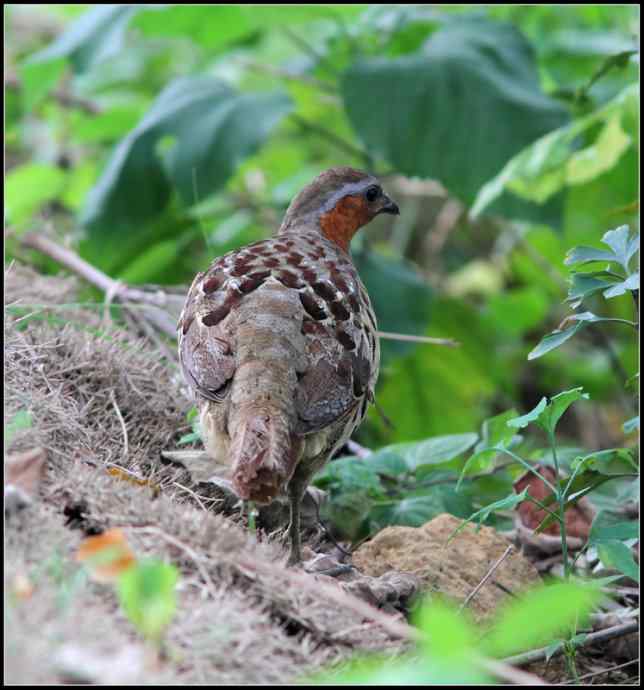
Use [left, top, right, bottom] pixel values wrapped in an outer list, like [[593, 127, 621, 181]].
[[342, 16, 568, 206], [80, 76, 292, 239], [472, 83, 638, 218], [5, 163, 67, 227], [29, 5, 138, 73]]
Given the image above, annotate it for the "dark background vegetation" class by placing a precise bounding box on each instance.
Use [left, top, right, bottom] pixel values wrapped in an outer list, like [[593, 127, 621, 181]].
[[5, 4, 639, 541]]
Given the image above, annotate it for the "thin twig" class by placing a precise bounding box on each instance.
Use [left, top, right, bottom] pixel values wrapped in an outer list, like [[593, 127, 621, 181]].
[[459, 545, 514, 612], [503, 620, 639, 667], [235, 57, 338, 95], [110, 390, 129, 461], [562, 658, 639, 684], [377, 331, 459, 347]]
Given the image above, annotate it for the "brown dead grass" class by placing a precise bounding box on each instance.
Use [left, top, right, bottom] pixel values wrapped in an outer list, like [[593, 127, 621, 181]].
[[4, 262, 401, 684]]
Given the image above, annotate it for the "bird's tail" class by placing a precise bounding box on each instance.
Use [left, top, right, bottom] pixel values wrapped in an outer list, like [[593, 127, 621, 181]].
[[229, 404, 300, 503], [228, 284, 306, 503]]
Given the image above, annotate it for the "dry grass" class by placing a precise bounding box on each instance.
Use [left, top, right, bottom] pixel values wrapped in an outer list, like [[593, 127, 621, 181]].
[[4, 262, 400, 684]]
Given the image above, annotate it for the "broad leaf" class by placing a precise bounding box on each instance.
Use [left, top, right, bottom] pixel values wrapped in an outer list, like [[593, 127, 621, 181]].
[[597, 541, 639, 582], [342, 16, 568, 207], [80, 76, 292, 238], [391, 433, 478, 472], [589, 510, 639, 544], [471, 83, 637, 217], [29, 5, 138, 73]]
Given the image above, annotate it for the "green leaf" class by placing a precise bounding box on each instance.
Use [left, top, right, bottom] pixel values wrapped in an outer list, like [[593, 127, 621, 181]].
[[566, 271, 621, 308], [314, 456, 384, 497], [602, 225, 639, 272], [527, 323, 582, 360], [507, 398, 548, 429], [5, 163, 67, 227], [342, 16, 567, 206], [483, 582, 601, 657], [571, 448, 637, 476], [391, 433, 479, 472], [564, 246, 617, 267], [29, 5, 138, 73], [117, 560, 178, 642], [371, 495, 445, 528], [471, 83, 637, 218], [597, 540, 639, 582], [589, 510, 639, 544], [366, 451, 408, 478], [457, 410, 519, 489], [538, 388, 589, 435], [603, 271, 639, 299], [450, 490, 528, 540], [80, 76, 292, 239]]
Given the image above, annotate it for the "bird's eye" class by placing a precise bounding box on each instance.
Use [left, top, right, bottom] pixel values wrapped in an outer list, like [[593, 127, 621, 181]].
[[365, 185, 381, 202]]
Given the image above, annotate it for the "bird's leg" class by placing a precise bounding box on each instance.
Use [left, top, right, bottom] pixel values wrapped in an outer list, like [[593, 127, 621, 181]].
[[286, 473, 308, 566]]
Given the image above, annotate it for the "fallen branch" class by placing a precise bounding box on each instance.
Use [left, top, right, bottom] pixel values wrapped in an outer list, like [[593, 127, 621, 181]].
[[21, 233, 183, 340], [502, 620, 639, 667]]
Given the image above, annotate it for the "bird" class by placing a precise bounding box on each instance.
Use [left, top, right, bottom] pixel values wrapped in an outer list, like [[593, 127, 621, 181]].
[[177, 167, 399, 565]]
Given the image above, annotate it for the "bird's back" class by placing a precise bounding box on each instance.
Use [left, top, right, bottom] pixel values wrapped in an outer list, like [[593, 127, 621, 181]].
[[178, 227, 379, 502]]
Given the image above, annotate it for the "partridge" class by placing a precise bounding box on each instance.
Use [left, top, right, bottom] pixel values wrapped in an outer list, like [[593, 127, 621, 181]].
[[178, 167, 399, 564]]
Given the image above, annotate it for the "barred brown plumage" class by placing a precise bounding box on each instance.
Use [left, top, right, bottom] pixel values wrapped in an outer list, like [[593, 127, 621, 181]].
[[178, 167, 399, 565]]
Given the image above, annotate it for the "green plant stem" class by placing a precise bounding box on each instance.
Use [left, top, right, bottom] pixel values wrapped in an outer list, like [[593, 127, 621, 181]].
[[496, 448, 558, 494], [548, 430, 570, 580]]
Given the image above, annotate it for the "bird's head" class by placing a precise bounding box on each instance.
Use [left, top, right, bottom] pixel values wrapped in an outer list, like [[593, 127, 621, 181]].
[[279, 167, 399, 252]]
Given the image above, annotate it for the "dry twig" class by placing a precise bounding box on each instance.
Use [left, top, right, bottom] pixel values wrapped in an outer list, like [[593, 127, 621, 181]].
[[459, 545, 514, 612]]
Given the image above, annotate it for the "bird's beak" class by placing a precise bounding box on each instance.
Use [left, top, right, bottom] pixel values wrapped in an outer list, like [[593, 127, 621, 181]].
[[377, 195, 400, 216]]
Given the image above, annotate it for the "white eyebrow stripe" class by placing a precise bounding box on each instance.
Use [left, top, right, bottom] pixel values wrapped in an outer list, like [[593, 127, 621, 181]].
[[320, 180, 377, 213]]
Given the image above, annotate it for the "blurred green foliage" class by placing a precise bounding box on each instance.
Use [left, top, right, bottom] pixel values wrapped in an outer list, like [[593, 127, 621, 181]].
[[5, 5, 639, 548]]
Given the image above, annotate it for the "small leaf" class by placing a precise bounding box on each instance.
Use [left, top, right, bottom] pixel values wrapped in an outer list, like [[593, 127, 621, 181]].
[[449, 489, 528, 541], [597, 540, 639, 582], [565, 271, 621, 308], [564, 245, 617, 266], [483, 582, 601, 657], [528, 323, 584, 360], [538, 388, 589, 435], [507, 398, 547, 429], [602, 225, 638, 272], [544, 639, 564, 662], [603, 271, 639, 299], [117, 560, 178, 642]]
